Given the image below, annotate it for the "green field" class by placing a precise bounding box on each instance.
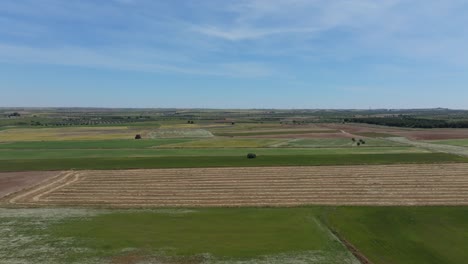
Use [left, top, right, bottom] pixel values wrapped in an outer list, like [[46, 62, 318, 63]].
[[2, 207, 468, 264], [284, 138, 405, 147], [0, 146, 428, 160], [326, 207, 468, 264], [0, 208, 357, 263], [425, 139, 468, 147], [0, 153, 464, 172]]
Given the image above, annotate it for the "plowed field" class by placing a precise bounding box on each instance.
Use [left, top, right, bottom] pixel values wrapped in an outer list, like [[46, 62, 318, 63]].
[[6, 164, 468, 207]]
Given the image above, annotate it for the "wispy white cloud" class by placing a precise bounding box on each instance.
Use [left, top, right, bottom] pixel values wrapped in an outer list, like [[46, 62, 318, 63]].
[[1, 0, 468, 78], [192, 25, 317, 41], [192, 0, 401, 41], [0, 43, 274, 78]]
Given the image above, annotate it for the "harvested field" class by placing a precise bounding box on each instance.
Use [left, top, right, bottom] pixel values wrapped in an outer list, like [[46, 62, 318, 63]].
[[0, 171, 58, 198], [324, 124, 468, 140], [6, 164, 468, 207]]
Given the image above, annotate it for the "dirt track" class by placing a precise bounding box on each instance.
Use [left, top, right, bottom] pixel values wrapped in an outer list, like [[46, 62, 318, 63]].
[[0, 171, 59, 198], [5, 164, 468, 207]]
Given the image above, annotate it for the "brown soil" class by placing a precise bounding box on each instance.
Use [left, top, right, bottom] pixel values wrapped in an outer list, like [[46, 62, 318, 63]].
[[0, 171, 59, 198], [5, 164, 468, 207], [395, 130, 468, 140], [323, 124, 468, 140]]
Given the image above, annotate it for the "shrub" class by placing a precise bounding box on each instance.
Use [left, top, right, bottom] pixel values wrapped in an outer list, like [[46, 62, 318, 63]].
[[247, 153, 257, 159]]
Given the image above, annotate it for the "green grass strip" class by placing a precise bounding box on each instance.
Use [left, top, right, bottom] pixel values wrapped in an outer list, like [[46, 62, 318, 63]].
[[0, 153, 465, 172]]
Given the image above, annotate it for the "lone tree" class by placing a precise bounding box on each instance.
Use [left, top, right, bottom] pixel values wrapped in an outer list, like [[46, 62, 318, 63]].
[[135, 134, 142, 140], [247, 153, 257, 159], [7, 112, 21, 118], [351, 138, 356, 142]]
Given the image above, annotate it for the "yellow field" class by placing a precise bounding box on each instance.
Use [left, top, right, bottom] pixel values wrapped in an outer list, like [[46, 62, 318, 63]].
[[160, 138, 286, 148], [0, 127, 146, 141]]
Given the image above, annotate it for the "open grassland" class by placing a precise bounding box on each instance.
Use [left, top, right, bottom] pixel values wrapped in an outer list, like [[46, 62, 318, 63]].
[[0, 208, 358, 264], [7, 163, 468, 207], [0, 153, 461, 172], [0, 127, 149, 141], [326, 207, 468, 264]]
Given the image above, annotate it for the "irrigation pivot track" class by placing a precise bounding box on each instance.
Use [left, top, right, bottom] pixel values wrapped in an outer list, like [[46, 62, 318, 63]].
[[5, 164, 468, 207]]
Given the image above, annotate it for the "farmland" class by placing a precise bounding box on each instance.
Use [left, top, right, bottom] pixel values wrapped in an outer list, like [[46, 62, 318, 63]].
[[0, 208, 359, 264], [0, 126, 149, 141], [1, 153, 464, 172], [326, 207, 468, 264], [426, 138, 468, 146], [2, 108, 468, 263], [5, 164, 468, 207]]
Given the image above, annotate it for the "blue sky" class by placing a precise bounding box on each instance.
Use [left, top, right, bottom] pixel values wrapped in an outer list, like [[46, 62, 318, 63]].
[[1, 0, 468, 109]]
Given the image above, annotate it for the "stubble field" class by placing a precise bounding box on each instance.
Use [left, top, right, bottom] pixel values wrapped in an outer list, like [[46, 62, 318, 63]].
[[6, 163, 468, 207]]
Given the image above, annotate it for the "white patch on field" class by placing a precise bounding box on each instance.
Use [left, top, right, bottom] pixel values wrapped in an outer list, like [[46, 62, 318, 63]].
[[123, 208, 198, 214], [0, 208, 105, 264], [204, 251, 360, 264], [0, 208, 104, 218], [0, 209, 358, 264], [148, 128, 213, 138]]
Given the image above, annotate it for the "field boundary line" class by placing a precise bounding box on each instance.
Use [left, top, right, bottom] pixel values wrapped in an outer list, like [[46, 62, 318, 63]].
[[7, 171, 75, 204], [33, 172, 82, 202]]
